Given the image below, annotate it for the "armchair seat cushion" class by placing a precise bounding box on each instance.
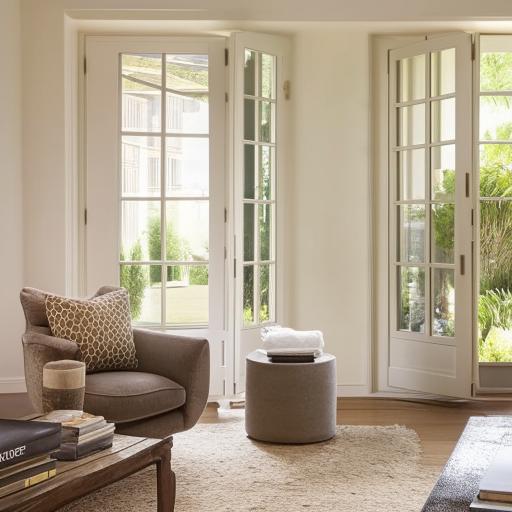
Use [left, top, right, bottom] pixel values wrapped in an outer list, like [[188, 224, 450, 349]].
[[84, 371, 186, 424]]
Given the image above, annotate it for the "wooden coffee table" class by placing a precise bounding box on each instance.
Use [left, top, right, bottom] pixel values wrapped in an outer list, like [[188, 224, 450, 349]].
[[0, 434, 175, 512]]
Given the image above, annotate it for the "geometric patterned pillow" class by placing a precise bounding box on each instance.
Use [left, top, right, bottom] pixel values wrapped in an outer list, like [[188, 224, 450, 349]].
[[45, 289, 138, 373]]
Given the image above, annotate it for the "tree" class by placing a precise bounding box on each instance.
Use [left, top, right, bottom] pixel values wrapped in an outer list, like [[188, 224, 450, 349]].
[[120, 241, 148, 320], [147, 216, 190, 284]]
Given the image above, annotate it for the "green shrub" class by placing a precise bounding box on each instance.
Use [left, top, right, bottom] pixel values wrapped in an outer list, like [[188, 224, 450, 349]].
[[480, 327, 512, 362], [120, 241, 148, 320], [479, 289, 512, 340], [189, 265, 208, 285]]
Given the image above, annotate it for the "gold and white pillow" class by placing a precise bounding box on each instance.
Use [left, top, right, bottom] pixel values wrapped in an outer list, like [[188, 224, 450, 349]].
[[45, 289, 138, 372]]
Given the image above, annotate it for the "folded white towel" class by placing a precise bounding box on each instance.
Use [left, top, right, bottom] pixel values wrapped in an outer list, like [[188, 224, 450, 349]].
[[261, 326, 324, 352]]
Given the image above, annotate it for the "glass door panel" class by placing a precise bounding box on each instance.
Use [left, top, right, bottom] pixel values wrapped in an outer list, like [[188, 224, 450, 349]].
[[119, 52, 211, 328], [478, 36, 512, 363], [242, 49, 277, 327]]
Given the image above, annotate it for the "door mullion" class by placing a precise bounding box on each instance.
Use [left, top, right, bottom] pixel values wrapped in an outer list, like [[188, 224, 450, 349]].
[[160, 53, 167, 328], [425, 50, 432, 338]]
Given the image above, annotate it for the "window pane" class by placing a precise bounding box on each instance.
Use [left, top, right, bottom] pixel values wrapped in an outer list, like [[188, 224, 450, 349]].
[[244, 99, 256, 141], [398, 54, 425, 102], [260, 264, 272, 322], [480, 144, 512, 198], [243, 265, 255, 325], [259, 145, 273, 201], [480, 51, 512, 92], [122, 78, 161, 133], [260, 53, 275, 99], [165, 265, 208, 325], [398, 104, 425, 146], [244, 204, 255, 261], [244, 144, 255, 199], [431, 145, 455, 201], [431, 48, 455, 97], [166, 54, 208, 93], [166, 92, 208, 134], [398, 266, 425, 332], [480, 96, 512, 141], [259, 101, 275, 143], [122, 54, 162, 87], [120, 264, 161, 324], [259, 204, 272, 261], [398, 148, 425, 201], [122, 136, 161, 197], [121, 201, 160, 261], [244, 49, 256, 96], [398, 205, 425, 263], [432, 268, 455, 337], [431, 98, 455, 143], [165, 201, 209, 261], [431, 204, 455, 264], [166, 137, 208, 197], [480, 200, 512, 292]]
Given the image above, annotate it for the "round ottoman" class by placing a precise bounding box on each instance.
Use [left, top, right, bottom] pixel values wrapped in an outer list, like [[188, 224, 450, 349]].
[[245, 351, 337, 444]]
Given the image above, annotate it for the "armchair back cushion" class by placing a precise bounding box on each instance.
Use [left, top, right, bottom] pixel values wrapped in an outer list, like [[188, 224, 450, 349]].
[[20, 286, 120, 329], [46, 289, 138, 372]]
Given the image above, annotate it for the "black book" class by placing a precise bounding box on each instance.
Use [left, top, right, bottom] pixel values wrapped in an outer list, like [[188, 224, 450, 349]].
[[269, 355, 316, 363], [0, 420, 61, 471]]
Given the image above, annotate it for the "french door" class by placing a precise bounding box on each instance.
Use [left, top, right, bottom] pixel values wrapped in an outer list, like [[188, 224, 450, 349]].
[[387, 33, 473, 397], [232, 33, 290, 393], [84, 36, 226, 396]]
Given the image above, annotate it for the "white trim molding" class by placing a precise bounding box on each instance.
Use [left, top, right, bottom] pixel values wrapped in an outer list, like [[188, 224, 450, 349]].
[[0, 377, 27, 394]]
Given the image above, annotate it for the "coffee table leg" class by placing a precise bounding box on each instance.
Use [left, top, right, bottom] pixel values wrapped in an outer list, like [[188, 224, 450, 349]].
[[156, 448, 174, 512]]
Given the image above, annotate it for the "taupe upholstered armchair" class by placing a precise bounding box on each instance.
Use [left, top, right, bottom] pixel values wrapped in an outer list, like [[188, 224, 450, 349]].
[[20, 286, 210, 438]]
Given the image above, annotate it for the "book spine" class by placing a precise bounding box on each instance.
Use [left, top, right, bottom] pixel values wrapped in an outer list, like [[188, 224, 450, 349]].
[[0, 460, 57, 488], [0, 467, 57, 498], [0, 431, 62, 471]]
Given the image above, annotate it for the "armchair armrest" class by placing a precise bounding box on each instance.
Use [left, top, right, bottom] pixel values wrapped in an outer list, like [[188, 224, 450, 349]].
[[22, 331, 80, 412], [133, 328, 210, 431]]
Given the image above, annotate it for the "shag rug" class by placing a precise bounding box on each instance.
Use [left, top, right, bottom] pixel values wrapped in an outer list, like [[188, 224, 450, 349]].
[[61, 412, 438, 512]]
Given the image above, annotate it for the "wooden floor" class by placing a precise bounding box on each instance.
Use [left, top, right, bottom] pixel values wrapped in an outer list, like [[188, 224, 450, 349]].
[[3, 394, 512, 472]]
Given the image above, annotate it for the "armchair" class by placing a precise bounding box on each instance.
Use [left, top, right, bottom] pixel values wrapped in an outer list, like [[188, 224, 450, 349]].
[[20, 286, 210, 438]]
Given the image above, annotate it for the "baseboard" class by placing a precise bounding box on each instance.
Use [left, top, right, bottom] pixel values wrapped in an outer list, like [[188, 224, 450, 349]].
[[337, 385, 370, 397], [0, 377, 27, 393]]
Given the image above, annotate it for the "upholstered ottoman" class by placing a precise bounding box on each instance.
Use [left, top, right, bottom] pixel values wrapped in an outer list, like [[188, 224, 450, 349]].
[[245, 351, 337, 444]]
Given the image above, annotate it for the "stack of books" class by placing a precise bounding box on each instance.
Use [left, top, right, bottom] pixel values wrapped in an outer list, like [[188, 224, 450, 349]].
[[258, 348, 320, 363], [471, 446, 512, 511], [0, 419, 61, 498], [40, 410, 115, 461]]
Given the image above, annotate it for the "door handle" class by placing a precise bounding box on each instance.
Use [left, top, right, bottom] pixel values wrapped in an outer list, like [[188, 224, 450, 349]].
[[460, 254, 465, 275]]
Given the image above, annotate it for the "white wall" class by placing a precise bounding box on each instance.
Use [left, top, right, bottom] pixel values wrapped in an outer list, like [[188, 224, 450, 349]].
[[289, 29, 371, 390], [0, 0, 25, 392], [22, 1, 67, 294]]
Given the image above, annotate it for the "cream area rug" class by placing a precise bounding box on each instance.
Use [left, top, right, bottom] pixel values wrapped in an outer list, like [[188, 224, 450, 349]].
[[61, 412, 439, 512]]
